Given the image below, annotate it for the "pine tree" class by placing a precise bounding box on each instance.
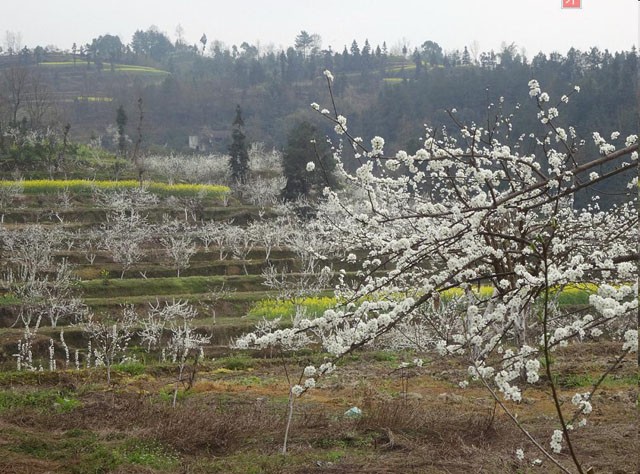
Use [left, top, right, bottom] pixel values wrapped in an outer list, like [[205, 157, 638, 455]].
[[116, 105, 127, 158], [229, 105, 249, 183], [462, 46, 471, 65]]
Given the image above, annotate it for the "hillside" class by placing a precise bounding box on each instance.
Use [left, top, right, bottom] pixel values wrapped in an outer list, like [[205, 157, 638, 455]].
[[1, 43, 635, 158]]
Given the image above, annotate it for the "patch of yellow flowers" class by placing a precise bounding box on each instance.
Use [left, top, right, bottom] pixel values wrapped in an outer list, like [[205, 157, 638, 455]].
[[250, 284, 599, 320], [0, 179, 230, 198]]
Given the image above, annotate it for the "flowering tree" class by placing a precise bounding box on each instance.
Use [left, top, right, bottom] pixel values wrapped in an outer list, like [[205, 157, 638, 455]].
[[236, 72, 638, 471], [0, 178, 22, 222], [140, 299, 210, 407], [100, 208, 149, 279], [95, 186, 157, 278], [159, 220, 198, 277], [2, 224, 85, 328], [231, 225, 257, 275], [236, 175, 287, 208], [82, 306, 136, 385], [197, 219, 235, 260]]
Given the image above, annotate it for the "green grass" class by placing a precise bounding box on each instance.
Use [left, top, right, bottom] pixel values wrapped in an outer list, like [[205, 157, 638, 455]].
[[38, 61, 78, 66], [386, 63, 417, 73], [0, 389, 80, 413], [199, 449, 349, 474], [113, 64, 170, 75], [115, 361, 146, 377], [75, 96, 113, 102], [116, 439, 180, 470], [79, 275, 266, 298], [40, 61, 169, 75], [0, 294, 20, 305], [217, 354, 256, 371], [5, 429, 179, 473], [557, 371, 639, 389]]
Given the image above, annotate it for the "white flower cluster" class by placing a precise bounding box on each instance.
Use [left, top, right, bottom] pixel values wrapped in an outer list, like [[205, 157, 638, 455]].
[[622, 329, 638, 353], [592, 132, 616, 155], [528, 79, 541, 97], [370, 136, 385, 156], [571, 392, 593, 415], [589, 284, 637, 321], [550, 429, 564, 453], [306, 161, 316, 172], [335, 115, 347, 135], [525, 359, 540, 384]]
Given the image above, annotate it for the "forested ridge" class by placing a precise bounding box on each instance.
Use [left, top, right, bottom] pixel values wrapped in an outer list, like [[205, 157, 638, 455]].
[[0, 30, 636, 206]]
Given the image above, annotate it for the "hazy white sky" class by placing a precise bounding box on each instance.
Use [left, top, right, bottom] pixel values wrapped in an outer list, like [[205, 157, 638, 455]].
[[3, 0, 638, 56]]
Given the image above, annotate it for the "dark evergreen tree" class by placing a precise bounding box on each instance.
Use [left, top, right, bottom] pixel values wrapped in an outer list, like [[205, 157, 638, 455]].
[[462, 46, 471, 65], [116, 105, 127, 157], [282, 121, 334, 200], [421, 40, 443, 65], [229, 105, 249, 183], [412, 48, 422, 77], [350, 40, 360, 57], [362, 39, 371, 57]]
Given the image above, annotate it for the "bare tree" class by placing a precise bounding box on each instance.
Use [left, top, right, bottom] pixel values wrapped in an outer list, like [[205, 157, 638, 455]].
[[0, 179, 23, 222], [4, 31, 23, 55], [25, 72, 53, 129], [1, 65, 30, 124], [140, 299, 210, 406], [100, 209, 149, 278], [231, 225, 256, 275], [82, 306, 136, 385], [161, 233, 197, 277]]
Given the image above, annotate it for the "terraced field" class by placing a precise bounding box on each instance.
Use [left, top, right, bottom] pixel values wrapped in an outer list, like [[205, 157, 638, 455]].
[[0, 184, 306, 345], [0, 183, 636, 474]]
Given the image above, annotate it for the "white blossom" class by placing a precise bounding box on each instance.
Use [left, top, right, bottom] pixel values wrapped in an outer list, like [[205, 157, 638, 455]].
[[550, 429, 563, 453], [371, 136, 385, 155], [622, 330, 638, 353]]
